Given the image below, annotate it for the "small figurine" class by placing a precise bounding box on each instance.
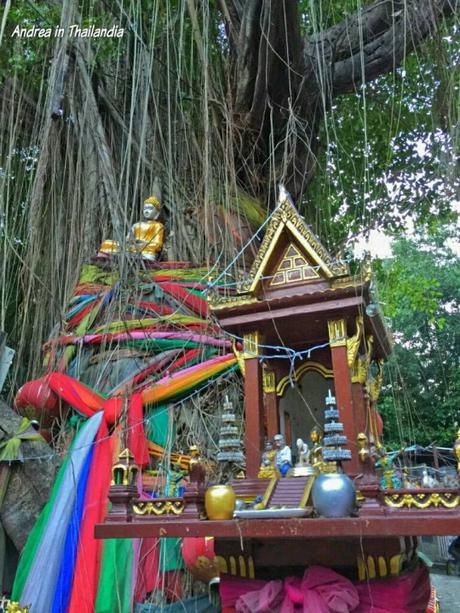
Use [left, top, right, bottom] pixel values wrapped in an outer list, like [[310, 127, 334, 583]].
[[188, 445, 206, 485], [422, 468, 439, 489], [258, 441, 277, 478], [295, 438, 310, 467], [356, 432, 376, 486], [309, 426, 324, 471], [99, 187, 165, 260], [375, 447, 401, 489], [273, 434, 292, 477]]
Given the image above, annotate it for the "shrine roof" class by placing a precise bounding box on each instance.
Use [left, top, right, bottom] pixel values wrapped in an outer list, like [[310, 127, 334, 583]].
[[208, 189, 392, 357], [208, 190, 371, 313]]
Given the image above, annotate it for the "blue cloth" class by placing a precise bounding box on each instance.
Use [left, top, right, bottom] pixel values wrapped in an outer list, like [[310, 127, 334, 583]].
[[51, 443, 95, 613], [278, 462, 292, 476], [20, 412, 103, 612]]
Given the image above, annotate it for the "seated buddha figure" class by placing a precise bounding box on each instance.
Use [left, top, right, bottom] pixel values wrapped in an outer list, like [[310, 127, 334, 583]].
[[309, 426, 324, 473], [99, 195, 164, 261]]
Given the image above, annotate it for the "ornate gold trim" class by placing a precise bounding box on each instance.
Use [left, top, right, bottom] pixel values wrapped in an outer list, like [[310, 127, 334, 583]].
[[351, 356, 368, 384], [384, 492, 460, 509], [351, 335, 374, 384], [347, 316, 364, 368], [217, 556, 228, 574], [263, 369, 276, 394], [255, 476, 279, 509], [243, 331, 261, 357], [240, 195, 349, 295], [299, 475, 316, 508], [208, 292, 258, 310], [248, 556, 255, 579], [111, 448, 139, 486], [132, 499, 185, 516], [232, 339, 246, 377], [327, 319, 347, 348], [368, 359, 384, 403], [276, 361, 333, 396]]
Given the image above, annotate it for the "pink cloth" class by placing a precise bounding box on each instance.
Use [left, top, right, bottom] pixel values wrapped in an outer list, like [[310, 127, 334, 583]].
[[355, 561, 430, 612], [225, 567, 359, 612], [221, 564, 431, 613]]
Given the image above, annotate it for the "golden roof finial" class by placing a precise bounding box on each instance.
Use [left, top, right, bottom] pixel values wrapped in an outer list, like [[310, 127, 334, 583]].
[[111, 447, 139, 486]]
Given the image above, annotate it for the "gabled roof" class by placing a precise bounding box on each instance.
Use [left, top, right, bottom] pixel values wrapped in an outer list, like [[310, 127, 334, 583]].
[[237, 188, 349, 294]]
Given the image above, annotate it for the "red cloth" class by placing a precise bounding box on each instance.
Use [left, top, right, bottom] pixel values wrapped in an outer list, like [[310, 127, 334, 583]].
[[355, 561, 430, 612], [158, 282, 208, 317], [48, 373, 149, 465], [128, 393, 149, 466], [134, 538, 160, 602], [15, 376, 59, 417], [67, 420, 115, 613], [67, 298, 102, 328]]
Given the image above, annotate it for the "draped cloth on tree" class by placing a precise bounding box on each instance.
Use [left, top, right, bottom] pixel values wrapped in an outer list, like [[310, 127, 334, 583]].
[[12, 354, 237, 611], [12, 263, 239, 612]]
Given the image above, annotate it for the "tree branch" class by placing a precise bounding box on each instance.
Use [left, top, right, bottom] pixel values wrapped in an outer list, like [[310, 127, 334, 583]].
[[305, 0, 457, 96]]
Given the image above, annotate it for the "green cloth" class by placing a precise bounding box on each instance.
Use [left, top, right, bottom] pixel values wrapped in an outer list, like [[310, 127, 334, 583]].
[[79, 264, 118, 286], [159, 538, 183, 572], [145, 405, 172, 449], [95, 539, 133, 613], [144, 408, 183, 573]]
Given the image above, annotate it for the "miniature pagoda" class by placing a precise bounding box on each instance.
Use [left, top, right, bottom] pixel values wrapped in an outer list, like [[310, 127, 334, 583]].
[[322, 389, 351, 464], [216, 396, 245, 465]]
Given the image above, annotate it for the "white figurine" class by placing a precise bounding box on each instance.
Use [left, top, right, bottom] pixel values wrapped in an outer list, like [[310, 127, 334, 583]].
[[296, 438, 310, 466], [273, 434, 292, 477]]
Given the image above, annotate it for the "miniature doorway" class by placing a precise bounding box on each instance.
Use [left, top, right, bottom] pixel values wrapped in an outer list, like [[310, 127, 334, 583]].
[[278, 369, 335, 456]]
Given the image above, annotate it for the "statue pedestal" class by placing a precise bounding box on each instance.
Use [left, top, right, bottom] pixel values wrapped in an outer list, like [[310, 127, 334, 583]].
[[288, 466, 317, 477], [359, 483, 385, 516]]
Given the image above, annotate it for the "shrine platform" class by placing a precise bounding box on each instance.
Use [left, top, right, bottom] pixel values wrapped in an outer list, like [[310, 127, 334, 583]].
[[95, 510, 460, 540]]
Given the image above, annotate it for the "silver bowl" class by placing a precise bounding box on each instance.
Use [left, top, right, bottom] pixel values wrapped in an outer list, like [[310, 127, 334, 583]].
[[312, 472, 356, 518]]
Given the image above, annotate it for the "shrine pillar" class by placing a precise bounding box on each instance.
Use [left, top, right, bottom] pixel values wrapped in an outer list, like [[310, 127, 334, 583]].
[[351, 357, 368, 436], [327, 319, 359, 474], [263, 368, 279, 439], [243, 332, 265, 478]]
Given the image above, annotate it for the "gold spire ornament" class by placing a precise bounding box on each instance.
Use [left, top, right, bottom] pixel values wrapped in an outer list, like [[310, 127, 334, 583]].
[[111, 448, 139, 486]]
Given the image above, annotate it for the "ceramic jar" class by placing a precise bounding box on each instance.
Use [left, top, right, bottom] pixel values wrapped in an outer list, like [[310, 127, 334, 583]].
[[312, 472, 356, 518], [205, 484, 236, 520]]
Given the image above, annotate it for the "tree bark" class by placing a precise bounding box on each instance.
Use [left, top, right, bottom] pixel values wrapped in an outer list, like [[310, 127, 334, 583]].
[[219, 0, 456, 202]]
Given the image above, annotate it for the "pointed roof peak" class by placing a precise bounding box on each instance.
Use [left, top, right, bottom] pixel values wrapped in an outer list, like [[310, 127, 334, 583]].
[[237, 187, 349, 294]]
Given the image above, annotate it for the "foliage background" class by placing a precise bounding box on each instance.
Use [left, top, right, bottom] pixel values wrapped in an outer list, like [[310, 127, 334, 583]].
[[0, 0, 459, 447]]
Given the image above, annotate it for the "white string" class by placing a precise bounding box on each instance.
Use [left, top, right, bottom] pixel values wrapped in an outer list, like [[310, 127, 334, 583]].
[[207, 202, 281, 288]]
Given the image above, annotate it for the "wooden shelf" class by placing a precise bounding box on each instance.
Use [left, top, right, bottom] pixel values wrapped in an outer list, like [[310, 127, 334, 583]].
[[95, 509, 460, 540]]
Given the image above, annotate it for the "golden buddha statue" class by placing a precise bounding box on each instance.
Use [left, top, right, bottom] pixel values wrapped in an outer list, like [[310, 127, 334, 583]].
[[99, 194, 164, 260], [258, 441, 277, 478], [309, 426, 324, 473]]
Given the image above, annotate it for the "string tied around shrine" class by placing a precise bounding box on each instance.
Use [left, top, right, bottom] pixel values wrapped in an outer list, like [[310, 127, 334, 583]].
[[207, 202, 281, 289]]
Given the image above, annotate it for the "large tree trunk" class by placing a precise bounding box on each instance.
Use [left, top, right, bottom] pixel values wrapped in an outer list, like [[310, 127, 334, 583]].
[[219, 0, 456, 202]]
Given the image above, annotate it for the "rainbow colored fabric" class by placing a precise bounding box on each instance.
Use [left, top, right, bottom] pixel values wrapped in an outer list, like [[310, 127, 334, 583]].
[[13, 262, 239, 612]]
